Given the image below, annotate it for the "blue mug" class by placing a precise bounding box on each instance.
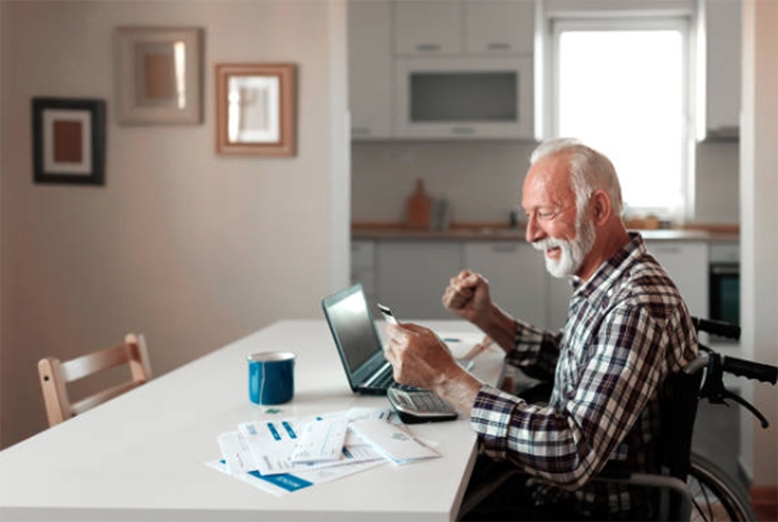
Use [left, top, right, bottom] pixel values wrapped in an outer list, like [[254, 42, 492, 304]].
[[248, 352, 296, 405]]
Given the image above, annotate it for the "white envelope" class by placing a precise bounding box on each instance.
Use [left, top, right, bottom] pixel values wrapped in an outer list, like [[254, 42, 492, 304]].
[[349, 419, 440, 465]]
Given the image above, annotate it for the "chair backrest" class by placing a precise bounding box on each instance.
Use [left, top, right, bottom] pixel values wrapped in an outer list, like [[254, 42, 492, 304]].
[[659, 367, 703, 480], [655, 367, 704, 521], [38, 333, 152, 427]]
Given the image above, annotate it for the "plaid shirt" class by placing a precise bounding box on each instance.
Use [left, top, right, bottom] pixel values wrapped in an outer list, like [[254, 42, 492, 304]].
[[470, 232, 699, 518]]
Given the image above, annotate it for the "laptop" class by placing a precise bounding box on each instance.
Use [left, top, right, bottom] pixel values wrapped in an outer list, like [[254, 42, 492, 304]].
[[321, 284, 397, 394]]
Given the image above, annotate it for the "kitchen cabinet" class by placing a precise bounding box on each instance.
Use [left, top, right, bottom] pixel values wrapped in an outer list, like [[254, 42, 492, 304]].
[[354, 238, 711, 333], [394, 1, 463, 56], [375, 242, 463, 320], [702, 0, 741, 139], [463, 241, 547, 328], [348, 0, 394, 139], [349, 0, 536, 141], [351, 240, 377, 303], [464, 0, 534, 56], [645, 241, 710, 320], [394, 0, 535, 57], [394, 56, 534, 140], [546, 275, 573, 332]]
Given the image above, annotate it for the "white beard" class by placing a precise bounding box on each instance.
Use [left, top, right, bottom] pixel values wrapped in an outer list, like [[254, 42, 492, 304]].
[[532, 218, 596, 279]]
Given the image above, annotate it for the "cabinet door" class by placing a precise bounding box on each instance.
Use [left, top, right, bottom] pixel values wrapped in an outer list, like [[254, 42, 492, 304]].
[[464, 0, 534, 55], [704, 0, 741, 137], [376, 242, 463, 320], [348, 0, 393, 139], [546, 274, 573, 332], [463, 241, 547, 328], [645, 241, 709, 320], [394, 1, 462, 56]]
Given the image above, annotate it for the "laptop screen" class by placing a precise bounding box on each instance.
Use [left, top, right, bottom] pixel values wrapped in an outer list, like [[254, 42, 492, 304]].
[[322, 285, 384, 373]]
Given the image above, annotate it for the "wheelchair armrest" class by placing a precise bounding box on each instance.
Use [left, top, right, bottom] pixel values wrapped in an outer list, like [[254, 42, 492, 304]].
[[591, 472, 693, 521]]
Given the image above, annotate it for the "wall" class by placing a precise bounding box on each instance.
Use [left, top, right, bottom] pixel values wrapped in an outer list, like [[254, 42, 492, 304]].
[[739, 0, 777, 489], [695, 141, 740, 223], [352, 141, 537, 224], [353, 140, 740, 225], [0, 0, 349, 449]]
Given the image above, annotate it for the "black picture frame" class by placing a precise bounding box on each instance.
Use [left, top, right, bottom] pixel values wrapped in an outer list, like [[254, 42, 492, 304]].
[[32, 97, 106, 186]]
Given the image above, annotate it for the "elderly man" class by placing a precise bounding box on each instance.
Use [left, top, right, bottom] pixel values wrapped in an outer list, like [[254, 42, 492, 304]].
[[384, 138, 699, 520]]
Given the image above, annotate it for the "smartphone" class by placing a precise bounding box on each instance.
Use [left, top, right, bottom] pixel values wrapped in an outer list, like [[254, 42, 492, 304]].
[[376, 303, 398, 325]]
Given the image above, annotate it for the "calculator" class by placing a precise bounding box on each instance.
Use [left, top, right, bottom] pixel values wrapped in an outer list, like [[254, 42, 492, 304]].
[[387, 384, 458, 423]]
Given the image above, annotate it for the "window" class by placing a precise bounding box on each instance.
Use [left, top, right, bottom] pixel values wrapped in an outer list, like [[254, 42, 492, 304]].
[[551, 18, 694, 221]]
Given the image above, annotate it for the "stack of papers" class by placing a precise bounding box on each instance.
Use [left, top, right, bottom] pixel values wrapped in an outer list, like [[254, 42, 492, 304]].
[[207, 407, 440, 497]]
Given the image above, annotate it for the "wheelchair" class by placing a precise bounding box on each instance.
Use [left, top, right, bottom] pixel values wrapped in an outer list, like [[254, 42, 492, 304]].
[[458, 318, 777, 522]]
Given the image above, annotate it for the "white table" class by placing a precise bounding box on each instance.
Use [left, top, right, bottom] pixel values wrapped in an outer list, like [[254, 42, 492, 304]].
[[0, 320, 505, 521]]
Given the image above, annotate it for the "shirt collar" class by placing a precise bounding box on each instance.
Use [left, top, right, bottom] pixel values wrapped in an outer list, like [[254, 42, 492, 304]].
[[571, 232, 646, 300]]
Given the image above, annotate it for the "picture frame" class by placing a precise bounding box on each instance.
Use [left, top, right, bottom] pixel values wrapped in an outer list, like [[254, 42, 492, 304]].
[[116, 27, 203, 125], [32, 97, 106, 186], [215, 63, 297, 157]]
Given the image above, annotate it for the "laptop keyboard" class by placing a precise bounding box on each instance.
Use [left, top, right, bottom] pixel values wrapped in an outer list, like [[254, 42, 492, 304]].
[[373, 368, 426, 392], [371, 370, 393, 388]]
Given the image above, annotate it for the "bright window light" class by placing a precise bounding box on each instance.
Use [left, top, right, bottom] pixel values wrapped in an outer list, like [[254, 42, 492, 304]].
[[555, 22, 690, 220]]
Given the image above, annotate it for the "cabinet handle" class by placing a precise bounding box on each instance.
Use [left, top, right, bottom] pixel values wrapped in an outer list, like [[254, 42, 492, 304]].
[[487, 42, 511, 51], [416, 43, 441, 52], [352, 127, 371, 136], [451, 126, 475, 135], [652, 246, 681, 254], [711, 265, 739, 275], [492, 244, 518, 253]]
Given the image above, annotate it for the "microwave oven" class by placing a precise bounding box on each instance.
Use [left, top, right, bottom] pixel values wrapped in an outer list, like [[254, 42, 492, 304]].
[[394, 56, 533, 139]]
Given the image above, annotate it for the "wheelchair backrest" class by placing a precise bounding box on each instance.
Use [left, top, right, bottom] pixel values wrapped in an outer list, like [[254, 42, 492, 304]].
[[659, 368, 704, 480]]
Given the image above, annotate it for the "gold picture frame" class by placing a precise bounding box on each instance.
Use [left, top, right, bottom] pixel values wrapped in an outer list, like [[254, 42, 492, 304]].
[[116, 27, 203, 125], [215, 63, 297, 157]]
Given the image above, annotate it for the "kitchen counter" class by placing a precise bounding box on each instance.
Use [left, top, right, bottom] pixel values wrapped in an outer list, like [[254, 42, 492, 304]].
[[352, 223, 739, 242]]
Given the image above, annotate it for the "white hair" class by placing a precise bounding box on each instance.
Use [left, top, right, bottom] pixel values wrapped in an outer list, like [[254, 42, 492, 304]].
[[530, 138, 624, 218]]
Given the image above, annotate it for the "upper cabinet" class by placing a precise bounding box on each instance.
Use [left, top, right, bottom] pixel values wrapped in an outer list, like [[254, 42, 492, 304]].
[[348, 0, 394, 139], [702, 0, 741, 140], [394, 1, 463, 56], [394, 56, 533, 139], [394, 0, 535, 57], [464, 0, 534, 55], [349, 0, 536, 141]]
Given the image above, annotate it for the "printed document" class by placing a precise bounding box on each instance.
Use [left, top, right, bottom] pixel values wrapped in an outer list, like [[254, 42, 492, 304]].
[[238, 408, 390, 476]]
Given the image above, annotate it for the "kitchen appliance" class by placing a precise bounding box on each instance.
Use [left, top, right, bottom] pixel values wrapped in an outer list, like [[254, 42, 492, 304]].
[[709, 243, 740, 343], [394, 56, 533, 139]]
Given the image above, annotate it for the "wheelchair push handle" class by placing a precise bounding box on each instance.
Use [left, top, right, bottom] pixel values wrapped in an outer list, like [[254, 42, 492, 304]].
[[691, 317, 741, 340], [722, 356, 778, 385]]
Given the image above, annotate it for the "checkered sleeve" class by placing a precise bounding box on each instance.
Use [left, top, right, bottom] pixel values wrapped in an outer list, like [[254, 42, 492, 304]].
[[471, 303, 676, 490], [505, 320, 561, 382]]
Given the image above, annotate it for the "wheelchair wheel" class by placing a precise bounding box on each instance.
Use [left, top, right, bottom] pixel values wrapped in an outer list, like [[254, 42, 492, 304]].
[[688, 453, 757, 521]]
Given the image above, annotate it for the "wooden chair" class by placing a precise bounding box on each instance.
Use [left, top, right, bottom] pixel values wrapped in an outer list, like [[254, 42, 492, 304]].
[[38, 333, 152, 427]]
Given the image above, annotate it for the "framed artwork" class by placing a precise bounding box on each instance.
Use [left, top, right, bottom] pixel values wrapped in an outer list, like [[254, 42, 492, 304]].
[[215, 63, 297, 157], [116, 27, 203, 125], [32, 97, 106, 186]]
